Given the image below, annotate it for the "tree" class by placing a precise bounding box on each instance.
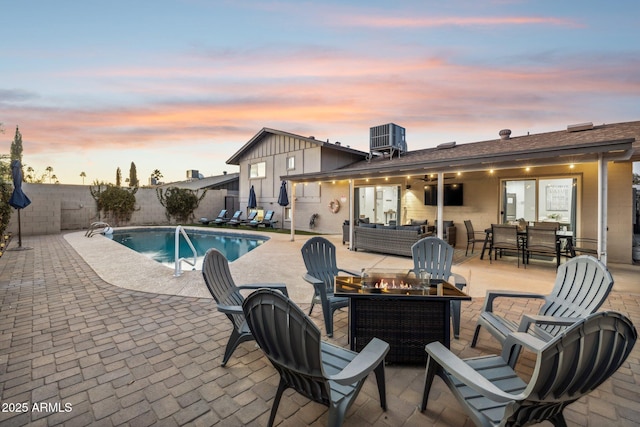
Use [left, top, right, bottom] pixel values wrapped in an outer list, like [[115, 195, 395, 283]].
[[80, 171, 86, 184], [10, 126, 22, 163], [150, 169, 163, 185], [634, 173, 640, 185], [128, 162, 138, 188], [116, 167, 122, 187], [0, 154, 12, 237], [45, 166, 53, 183]]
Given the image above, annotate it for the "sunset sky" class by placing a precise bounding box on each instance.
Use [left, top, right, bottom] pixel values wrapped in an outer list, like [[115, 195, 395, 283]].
[[2, 1, 639, 185]]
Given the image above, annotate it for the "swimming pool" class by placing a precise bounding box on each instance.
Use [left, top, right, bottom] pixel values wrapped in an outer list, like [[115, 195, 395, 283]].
[[110, 228, 267, 270]]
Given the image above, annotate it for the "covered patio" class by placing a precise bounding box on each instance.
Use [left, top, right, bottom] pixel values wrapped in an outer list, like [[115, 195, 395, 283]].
[[284, 121, 640, 266]]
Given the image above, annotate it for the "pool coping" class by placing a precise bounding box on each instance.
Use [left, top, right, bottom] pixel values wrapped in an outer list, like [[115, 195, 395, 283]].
[[64, 225, 310, 302]]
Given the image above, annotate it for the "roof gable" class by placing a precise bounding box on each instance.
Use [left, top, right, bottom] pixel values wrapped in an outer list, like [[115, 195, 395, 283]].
[[226, 127, 368, 165]]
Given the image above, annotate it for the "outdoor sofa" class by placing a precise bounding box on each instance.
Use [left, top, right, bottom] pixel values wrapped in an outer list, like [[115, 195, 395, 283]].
[[353, 223, 432, 257]]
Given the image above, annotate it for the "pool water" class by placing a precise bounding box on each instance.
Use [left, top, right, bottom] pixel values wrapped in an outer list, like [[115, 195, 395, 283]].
[[111, 228, 266, 269]]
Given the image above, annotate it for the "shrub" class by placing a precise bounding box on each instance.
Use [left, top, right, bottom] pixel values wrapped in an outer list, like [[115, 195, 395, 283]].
[[156, 187, 206, 223], [90, 183, 137, 225]]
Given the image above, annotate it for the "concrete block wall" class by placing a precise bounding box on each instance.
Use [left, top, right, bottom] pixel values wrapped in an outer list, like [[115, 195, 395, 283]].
[[6, 184, 227, 236]]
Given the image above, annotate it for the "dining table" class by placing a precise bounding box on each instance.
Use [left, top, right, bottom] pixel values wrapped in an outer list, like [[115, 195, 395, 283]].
[[480, 226, 574, 264]]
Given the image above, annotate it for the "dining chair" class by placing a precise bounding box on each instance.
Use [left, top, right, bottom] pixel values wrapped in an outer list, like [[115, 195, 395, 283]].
[[489, 224, 522, 267], [524, 225, 560, 268], [463, 220, 484, 256]]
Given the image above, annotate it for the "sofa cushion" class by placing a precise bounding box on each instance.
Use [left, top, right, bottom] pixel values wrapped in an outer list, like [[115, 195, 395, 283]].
[[397, 225, 422, 233], [410, 219, 428, 226], [359, 223, 376, 228], [377, 224, 395, 229]]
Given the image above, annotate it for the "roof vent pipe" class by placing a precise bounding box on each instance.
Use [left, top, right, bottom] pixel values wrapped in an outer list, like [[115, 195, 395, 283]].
[[499, 129, 512, 140]]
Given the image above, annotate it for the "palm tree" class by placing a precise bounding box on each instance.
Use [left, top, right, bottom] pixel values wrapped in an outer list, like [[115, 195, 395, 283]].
[[80, 171, 86, 185], [45, 166, 53, 183]]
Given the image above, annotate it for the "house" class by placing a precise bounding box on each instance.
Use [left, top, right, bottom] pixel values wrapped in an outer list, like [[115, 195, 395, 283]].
[[226, 128, 367, 227], [228, 121, 640, 264]]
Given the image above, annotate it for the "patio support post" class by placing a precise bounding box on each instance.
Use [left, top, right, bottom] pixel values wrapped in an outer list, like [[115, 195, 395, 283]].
[[437, 172, 444, 240], [290, 182, 296, 242], [349, 180, 354, 251], [598, 154, 608, 264]]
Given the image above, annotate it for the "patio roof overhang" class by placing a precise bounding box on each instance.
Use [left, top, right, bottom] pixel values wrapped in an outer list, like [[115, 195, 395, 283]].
[[282, 137, 636, 183]]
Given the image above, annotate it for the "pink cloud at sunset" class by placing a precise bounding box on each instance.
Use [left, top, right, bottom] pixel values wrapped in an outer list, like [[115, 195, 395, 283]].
[[1, 1, 638, 184]]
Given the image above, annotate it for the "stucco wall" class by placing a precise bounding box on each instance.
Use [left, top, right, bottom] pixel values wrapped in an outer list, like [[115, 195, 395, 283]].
[[6, 184, 226, 236]]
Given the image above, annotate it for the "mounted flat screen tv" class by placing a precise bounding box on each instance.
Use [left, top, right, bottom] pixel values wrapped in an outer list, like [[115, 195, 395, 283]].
[[424, 184, 464, 206]]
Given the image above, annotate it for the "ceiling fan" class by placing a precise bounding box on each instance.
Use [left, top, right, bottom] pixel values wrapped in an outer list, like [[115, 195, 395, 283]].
[[416, 175, 454, 183]]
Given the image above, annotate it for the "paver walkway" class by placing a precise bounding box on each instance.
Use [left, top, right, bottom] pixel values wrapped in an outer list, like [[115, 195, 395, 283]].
[[0, 234, 638, 426]]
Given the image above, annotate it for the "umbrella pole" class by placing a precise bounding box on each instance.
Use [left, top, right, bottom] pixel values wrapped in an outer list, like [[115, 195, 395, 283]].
[[8, 208, 32, 251], [17, 209, 22, 248]]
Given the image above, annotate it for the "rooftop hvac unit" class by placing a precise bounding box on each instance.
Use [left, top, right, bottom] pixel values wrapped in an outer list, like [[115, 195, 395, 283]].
[[370, 123, 406, 157], [186, 169, 199, 179]]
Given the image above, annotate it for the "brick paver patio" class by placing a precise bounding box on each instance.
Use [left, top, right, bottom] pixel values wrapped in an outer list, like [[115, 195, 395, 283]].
[[0, 234, 638, 426]]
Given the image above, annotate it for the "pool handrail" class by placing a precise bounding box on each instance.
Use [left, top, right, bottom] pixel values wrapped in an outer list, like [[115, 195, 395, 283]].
[[85, 222, 113, 237], [175, 225, 197, 277]]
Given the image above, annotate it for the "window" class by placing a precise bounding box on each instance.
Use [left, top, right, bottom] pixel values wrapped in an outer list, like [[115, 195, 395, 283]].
[[355, 185, 400, 225], [501, 177, 577, 231], [286, 156, 295, 170], [249, 162, 266, 179]]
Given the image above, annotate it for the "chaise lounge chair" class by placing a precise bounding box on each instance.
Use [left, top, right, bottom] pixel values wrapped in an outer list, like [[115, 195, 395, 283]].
[[249, 210, 278, 228], [222, 210, 242, 226], [240, 210, 258, 225], [199, 209, 227, 225], [227, 210, 244, 226]]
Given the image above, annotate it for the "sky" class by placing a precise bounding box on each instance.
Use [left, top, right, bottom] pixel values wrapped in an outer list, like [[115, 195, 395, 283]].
[[1, 0, 639, 185]]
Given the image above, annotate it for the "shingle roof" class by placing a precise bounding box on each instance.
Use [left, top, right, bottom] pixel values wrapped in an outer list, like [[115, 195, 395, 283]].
[[283, 120, 640, 182], [158, 172, 239, 190]]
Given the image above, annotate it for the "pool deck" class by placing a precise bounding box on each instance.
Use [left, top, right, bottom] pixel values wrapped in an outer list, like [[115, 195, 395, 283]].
[[0, 229, 638, 426]]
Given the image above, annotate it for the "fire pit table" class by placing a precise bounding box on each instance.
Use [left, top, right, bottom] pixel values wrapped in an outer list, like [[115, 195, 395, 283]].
[[335, 269, 471, 364]]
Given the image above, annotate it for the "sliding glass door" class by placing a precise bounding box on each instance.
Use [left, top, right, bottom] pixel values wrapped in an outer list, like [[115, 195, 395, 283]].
[[502, 177, 577, 231], [354, 185, 400, 225]]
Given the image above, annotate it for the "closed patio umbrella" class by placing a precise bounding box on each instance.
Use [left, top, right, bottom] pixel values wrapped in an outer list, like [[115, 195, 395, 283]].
[[248, 185, 257, 209], [277, 181, 289, 206], [277, 181, 289, 230], [8, 160, 32, 250]]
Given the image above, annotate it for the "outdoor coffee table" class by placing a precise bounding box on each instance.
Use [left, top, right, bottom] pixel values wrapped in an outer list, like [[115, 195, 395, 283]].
[[335, 270, 471, 364]]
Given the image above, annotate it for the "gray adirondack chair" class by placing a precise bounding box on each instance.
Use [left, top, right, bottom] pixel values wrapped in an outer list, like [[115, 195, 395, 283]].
[[201, 248, 288, 366], [411, 236, 468, 338], [422, 311, 637, 427], [301, 236, 358, 337], [471, 255, 613, 356], [242, 288, 390, 427]]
